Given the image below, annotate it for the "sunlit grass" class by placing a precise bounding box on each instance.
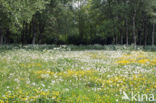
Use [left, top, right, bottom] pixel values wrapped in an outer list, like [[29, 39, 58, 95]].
[[0, 47, 155, 103]]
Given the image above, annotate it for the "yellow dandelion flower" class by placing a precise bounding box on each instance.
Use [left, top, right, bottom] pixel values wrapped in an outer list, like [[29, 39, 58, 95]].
[[138, 59, 149, 64], [146, 89, 150, 91], [52, 91, 60, 96], [0, 100, 4, 103], [116, 60, 130, 65], [21, 97, 28, 101]]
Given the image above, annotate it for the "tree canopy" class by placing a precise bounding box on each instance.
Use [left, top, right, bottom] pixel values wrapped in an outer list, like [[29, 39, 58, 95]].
[[0, 0, 156, 46]]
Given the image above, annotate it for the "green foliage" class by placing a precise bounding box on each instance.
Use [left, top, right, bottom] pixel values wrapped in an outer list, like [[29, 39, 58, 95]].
[[0, 0, 50, 33], [0, 0, 156, 45]]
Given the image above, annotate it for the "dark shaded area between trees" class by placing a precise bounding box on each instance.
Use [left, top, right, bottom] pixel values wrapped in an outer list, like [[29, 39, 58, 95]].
[[0, 0, 156, 47]]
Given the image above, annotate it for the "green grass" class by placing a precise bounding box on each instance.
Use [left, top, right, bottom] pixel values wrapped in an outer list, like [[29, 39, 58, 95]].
[[0, 45, 156, 103]]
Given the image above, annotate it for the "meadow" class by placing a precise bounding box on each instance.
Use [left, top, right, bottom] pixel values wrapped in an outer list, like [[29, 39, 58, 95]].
[[0, 45, 155, 103]]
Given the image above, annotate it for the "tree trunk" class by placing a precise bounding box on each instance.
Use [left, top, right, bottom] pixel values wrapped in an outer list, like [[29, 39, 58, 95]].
[[139, 31, 142, 45], [0, 32, 3, 45], [31, 17, 37, 45], [24, 23, 28, 44], [126, 20, 129, 46], [120, 33, 123, 45], [132, 11, 137, 48], [116, 35, 118, 44], [32, 33, 36, 45], [144, 27, 148, 47], [152, 23, 155, 46], [113, 35, 116, 44], [21, 22, 25, 45]]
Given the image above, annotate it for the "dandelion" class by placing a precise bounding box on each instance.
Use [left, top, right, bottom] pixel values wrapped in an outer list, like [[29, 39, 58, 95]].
[[116, 60, 130, 65], [21, 97, 28, 101], [138, 59, 149, 64], [0, 100, 4, 103]]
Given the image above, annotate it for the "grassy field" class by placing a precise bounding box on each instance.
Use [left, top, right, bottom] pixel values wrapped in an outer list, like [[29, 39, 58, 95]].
[[0, 45, 156, 103]]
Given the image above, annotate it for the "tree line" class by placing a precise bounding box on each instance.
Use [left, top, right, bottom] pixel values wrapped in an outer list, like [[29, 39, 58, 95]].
[[0, 0, 156, 46]]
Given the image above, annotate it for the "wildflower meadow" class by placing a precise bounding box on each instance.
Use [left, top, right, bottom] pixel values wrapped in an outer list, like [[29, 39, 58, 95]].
[[0, 45, 155, 103]]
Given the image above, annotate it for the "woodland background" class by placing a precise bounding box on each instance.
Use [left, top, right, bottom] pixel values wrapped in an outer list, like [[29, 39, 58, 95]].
[[0, 0, 156, 47]]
